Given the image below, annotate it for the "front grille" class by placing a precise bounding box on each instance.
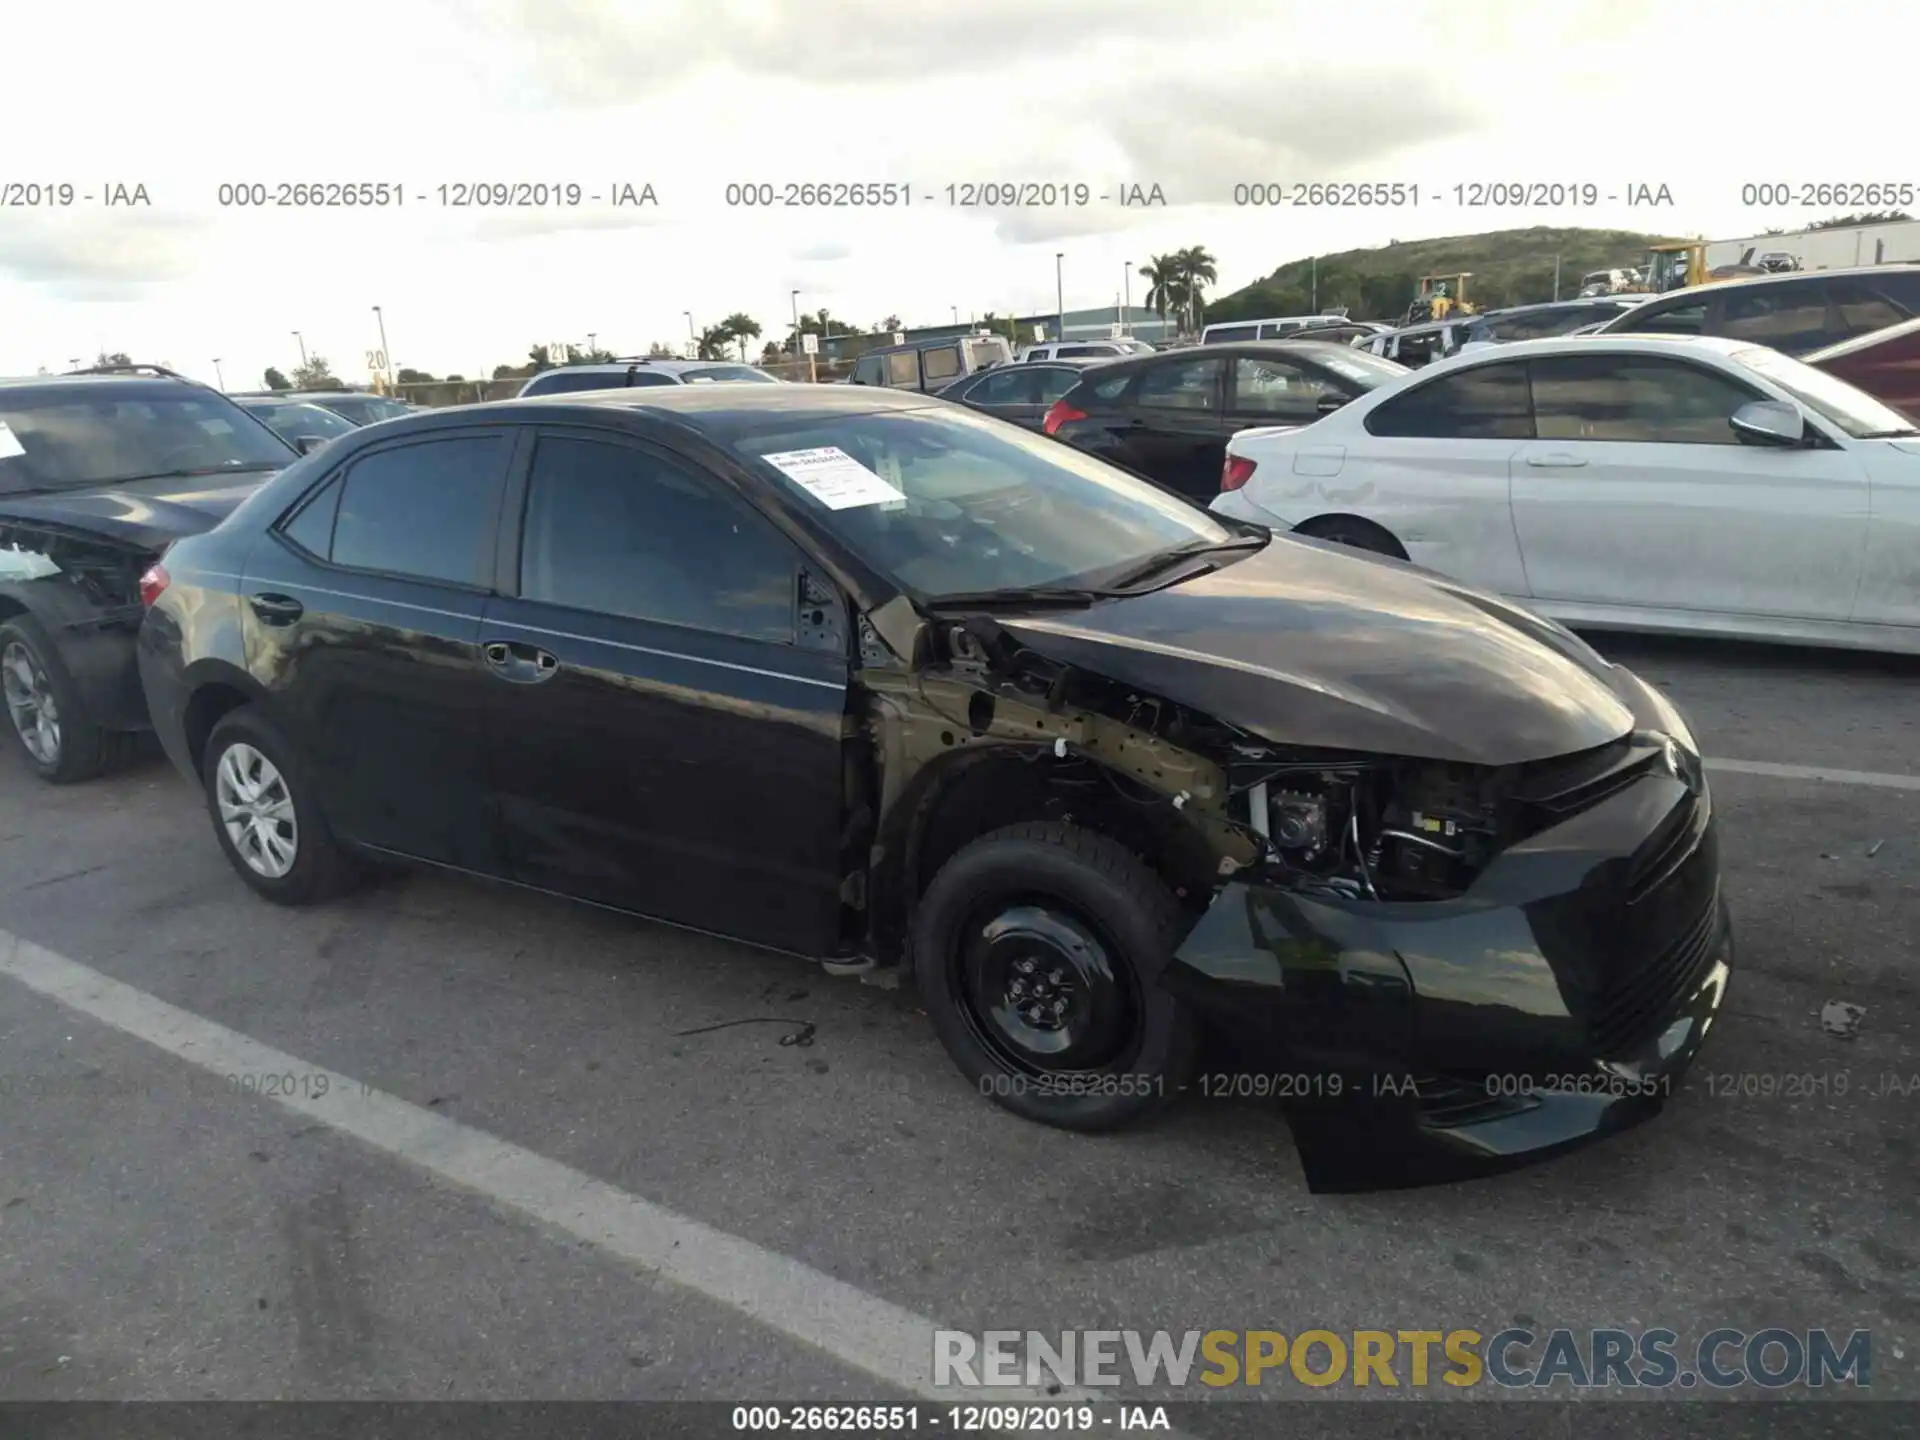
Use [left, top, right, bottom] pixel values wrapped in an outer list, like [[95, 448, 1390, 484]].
[[1590, 894, 1719, 1058], [1626, 792, 1707, 904]]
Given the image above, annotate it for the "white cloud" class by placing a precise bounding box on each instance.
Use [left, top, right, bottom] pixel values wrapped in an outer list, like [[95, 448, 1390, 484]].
[[0, 0, 1907, 382]]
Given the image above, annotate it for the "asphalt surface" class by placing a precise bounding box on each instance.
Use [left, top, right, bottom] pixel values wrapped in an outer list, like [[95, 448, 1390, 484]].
[[0, 631, 1915, 1434]]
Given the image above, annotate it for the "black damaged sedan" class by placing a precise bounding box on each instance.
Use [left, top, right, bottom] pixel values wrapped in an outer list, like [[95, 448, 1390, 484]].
[[135, 385, 1731, 1191]]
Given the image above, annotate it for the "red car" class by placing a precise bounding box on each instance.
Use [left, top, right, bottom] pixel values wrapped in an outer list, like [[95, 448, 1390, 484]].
[[1806, 316, 1920, 421]]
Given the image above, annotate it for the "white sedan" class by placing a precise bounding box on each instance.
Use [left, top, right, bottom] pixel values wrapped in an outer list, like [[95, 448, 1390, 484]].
[[1210, 334, 1920, 654]]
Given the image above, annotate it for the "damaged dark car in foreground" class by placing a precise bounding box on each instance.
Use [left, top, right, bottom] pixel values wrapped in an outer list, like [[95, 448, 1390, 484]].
[[135, 385, 1731, 1192]]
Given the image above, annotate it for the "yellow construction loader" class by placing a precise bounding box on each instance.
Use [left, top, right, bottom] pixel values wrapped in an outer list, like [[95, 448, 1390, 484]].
[[1405, 273, 1477, 325], [1637, 241, 1765, 294]]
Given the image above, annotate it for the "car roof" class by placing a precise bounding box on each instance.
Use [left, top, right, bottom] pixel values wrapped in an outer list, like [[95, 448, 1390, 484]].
[[481, 381, 939, 434], [1077, 339, 1380, 373], [537, 358, 746, 375], [865, 335, 1009, 355], [1409, 333, 1756, 376], [1645, 262, 1920, 301], [0, 374, 220, 399]]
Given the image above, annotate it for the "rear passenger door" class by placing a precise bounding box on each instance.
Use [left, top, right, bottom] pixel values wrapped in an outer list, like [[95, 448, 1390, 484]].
[[241, 427, 517, 870], [480, 427, 851, 953], [1123, 355, 1232, 500]]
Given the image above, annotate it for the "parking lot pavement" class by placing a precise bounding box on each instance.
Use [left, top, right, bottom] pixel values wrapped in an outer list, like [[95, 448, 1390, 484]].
[[1, 636, 1915, 1428]]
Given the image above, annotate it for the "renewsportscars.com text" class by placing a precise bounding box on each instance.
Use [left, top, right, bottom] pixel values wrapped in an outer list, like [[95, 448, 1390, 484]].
[[934, 1327, 1871, 1390]]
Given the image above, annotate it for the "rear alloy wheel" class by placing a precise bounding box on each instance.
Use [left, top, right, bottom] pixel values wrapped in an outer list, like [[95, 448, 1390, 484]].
[[2, 639, 60, 769], [913, 821, 1197, 1131], [0, 617, 135, 784], [202, 708, 360, 904], [1294, 516, 1407, 560]]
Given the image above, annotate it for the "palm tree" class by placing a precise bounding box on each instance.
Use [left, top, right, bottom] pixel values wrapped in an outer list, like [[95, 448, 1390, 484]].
[[1138, 256, 1179, 332], [721, 312, 762, 362], [1174, 246, 1219, 332]]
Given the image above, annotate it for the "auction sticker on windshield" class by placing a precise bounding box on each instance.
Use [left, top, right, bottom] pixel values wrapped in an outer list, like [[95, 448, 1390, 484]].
[[0, 421, 25, 460], [762, 446, 905, 509]]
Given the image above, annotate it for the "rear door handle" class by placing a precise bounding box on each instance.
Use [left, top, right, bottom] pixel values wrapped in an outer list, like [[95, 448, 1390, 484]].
[[248, 592, 304, 625], [1525, 452, 1589, 468]]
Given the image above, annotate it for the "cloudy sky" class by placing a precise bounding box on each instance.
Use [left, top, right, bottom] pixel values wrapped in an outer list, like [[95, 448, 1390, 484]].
[[0, 0, 1902, 388]]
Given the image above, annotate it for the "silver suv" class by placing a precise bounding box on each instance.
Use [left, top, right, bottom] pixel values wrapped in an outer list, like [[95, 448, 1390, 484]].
[[518, 358, 780, 396], [848, 334, 1013, 392]]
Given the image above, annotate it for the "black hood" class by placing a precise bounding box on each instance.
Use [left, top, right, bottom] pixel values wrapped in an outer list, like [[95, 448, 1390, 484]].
[[998, 536, 1635, 766], [0, 474, 275, 551]]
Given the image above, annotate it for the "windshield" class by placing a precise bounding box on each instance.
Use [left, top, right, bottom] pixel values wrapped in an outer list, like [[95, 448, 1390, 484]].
[[731, 403, 1240, 601], [681, 365, 779, 384], [1731, 346, 1918, 437], [0, 389, 294, 492], [245, 401, 357, 441]]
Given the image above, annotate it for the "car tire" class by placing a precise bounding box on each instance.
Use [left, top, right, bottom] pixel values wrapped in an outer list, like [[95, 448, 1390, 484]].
[[0, 615, 139, 784], [912, 821, 1198, 1131], [1293, 515, 1408, 560], [202, 707, 361, 905]]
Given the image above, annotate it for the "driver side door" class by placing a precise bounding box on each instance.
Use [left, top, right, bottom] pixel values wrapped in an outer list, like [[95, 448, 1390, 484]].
[[481, 426, 853, 953]]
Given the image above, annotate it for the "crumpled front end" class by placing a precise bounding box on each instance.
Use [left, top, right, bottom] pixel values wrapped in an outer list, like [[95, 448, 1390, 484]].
[[1166, 738, 1731, 1192]]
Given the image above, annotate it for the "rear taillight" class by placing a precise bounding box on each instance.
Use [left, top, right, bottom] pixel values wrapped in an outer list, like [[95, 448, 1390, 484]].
[[138, 563, 170, 608], [1042, 400, 1087, 435], [1221, 455, 1257, 492]]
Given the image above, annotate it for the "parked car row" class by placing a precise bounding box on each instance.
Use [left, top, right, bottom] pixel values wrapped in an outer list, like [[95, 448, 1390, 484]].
[[3, 353, 1735, 1191]]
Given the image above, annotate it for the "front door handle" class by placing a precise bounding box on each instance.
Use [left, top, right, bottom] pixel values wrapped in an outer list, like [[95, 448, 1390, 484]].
[[248, 592, 304, 625], [482, 639, 560, 683], [1525, 452, 1589, 468]]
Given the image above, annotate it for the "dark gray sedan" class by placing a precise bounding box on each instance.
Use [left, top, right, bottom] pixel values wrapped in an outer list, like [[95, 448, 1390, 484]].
[[936, 361, 1097, 430]]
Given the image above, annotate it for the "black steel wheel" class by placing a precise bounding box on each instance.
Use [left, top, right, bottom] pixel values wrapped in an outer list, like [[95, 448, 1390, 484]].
[[913, 821, 1196, 1130]]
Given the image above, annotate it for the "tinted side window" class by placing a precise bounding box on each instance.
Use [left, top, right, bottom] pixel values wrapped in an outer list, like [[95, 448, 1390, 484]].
[[1620, 300, 1706, 336], [1135, 358, 1223, 410], [922, 345, 962, 382], [519, 436, 796, 642], [885, 351, 919, 387], [1231, 357, 1326, 419], [627, 372, 678, 387], [1827, 276, 1920, 341], [1716, 282, 1832, 354], [1529, 355, 1760, 444], [278, 475, 342, 557], [974, 368, 1037, 404], [1205, 325, 1259, 344], [1034, 368, 1081, 402], [1090, 372, 1133, 402], [852, 355, 886, 385], [1366, 363, 1533, 439], [1058, 346, 1106, 357], [527, 371, 624, 395], [328, 436, 508, 585]]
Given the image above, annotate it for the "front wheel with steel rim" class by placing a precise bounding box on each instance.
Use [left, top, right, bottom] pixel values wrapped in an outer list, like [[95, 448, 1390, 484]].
[[912, 820, 1197, 1131], [202, 707, 359, 905]]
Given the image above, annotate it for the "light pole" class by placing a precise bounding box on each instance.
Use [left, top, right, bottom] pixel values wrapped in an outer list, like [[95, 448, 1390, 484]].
[[292, 330, 307, 367], [1055, 253, 1065, 342], [587, 332, 596, 355], [951, 306, 959, 325], [684, 311, 696, 357], [212, 358, 225, 390], [372, 305, 392, 393], [1122, 260, 1132, 336]]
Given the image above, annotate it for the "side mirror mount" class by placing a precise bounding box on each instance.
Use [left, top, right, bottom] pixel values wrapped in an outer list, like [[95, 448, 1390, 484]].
[[1729, 400, 1805, 447], [294, 434, 330, 454]]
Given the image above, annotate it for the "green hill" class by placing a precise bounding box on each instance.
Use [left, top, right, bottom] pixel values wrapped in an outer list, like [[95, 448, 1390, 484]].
[[1208, 226, 1683, 324]]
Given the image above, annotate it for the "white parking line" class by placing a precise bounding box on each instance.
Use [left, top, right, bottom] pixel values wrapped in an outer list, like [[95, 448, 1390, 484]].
[[0, 927, 1128, 1419], [1706, 758, 1920, 792]]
